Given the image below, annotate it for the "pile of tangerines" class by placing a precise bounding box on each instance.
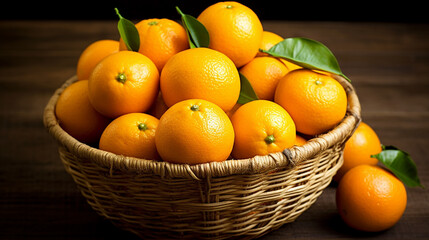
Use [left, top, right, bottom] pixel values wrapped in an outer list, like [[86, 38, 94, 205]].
[[55, 1, 408, 234]]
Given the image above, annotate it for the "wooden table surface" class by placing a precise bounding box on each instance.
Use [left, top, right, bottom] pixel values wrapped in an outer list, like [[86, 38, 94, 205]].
[[1, 20, 428, 239]]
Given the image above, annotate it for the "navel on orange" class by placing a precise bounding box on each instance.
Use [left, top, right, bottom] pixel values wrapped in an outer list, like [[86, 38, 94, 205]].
[[155, 99, 234, 164]]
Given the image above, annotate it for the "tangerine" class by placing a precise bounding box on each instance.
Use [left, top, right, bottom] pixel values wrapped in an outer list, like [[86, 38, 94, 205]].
[[197, 1, 263, 67], [257, 31, 283, 57], [160, 47, 240, 112], [336, 165, 407, 232], [55, 80, 110, 144], [239, 56, 289, 100], [119, 18, 189, 72], [99, 113, 159, 160], [230, 100, 296, 159], [77, 40, 119, 81], [88, 51, 159, 118], [275, 69, 347, 135], [334, 122, 382, 181], [155, 99, 234, 164]]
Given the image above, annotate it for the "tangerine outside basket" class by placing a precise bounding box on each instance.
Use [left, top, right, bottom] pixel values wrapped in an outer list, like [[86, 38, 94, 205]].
[[43, 74, 361, 239]]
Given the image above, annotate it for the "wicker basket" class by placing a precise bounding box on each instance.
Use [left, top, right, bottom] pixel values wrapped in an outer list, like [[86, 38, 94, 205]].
[[43, 74, 361, 239]]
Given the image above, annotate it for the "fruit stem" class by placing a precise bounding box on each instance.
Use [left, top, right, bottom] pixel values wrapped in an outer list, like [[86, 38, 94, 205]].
[[114, 8, 123, 20], [116, 73, 127, 83], [265, 135, 275, 144], [190, 104, 199, 111], [138, 123, 148, 131], [175, 6, 185, 17]]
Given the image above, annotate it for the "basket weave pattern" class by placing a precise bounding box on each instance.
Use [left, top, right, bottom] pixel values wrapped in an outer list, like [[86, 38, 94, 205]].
[[44, 75, 361, 239]]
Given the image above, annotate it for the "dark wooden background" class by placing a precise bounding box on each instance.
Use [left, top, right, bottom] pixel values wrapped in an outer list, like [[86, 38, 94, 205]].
[[2, 0, 429, 22], [1, 7, 429, 240]]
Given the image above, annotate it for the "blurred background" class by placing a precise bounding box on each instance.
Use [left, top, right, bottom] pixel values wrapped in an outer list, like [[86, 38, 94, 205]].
[[2, 0, 428, 22]]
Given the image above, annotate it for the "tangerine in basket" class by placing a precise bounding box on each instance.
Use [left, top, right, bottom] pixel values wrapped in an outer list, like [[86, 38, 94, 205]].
[[334, 122, 382, 181], [155, 99, 234, 164], [197, 1, 263, 67], [230, 100, 296, 159], [88, 51, 159, 119], [336, 165, 407, 232], [77, 40, 119, 81], [239, 56, 289, 101], [225, 103, 242, 119], [275, 69, 347, 135], [256, 31, 301, 71], [294, 134, 307, 146], [99, 113, 159, 160], [119, 18, 189, 72], [257, 31, 284, 57], [160, 47, 240, 112], [147, 91, 169, 119], [55, 80, 110, 144]]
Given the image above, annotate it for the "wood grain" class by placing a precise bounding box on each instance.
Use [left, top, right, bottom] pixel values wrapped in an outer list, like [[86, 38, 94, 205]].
[[1, 20, 428, 239]]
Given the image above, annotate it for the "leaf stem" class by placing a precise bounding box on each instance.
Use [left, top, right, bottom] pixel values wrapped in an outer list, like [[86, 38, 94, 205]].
[[114, 8, 123, 19], [176, 6, 184, 17]]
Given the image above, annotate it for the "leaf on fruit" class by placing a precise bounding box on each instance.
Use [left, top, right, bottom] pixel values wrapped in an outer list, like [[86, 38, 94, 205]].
[[115, 8, 140, 52], [261, 37, 350, 82], [176, 6, 209, 48], [372, 145, 424, 188], [237, 73, 259, 104]]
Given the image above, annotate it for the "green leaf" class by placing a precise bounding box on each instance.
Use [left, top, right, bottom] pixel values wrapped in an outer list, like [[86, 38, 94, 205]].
[[176, 6, 209, 48], [372, 145, 424, 188], [237, 73, 259, 104], [260, 37, 350, 82], [115, 8, 140, 52]]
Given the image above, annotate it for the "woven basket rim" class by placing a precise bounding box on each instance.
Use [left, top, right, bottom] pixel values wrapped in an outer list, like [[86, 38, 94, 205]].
[[43, 74, 361, 180]]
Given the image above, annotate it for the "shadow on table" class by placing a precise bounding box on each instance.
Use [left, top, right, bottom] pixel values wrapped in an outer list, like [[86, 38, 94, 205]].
[[320, 212, 387, 238]]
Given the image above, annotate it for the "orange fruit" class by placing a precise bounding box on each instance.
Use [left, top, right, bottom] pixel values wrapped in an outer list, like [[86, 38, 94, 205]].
[[280, 59, 302, 72], [257, 31, 284, 57], [256, 31, 302, 71], [147, 91, 169, 119], [274, 69, 347, 135], [226, 103, 242, 119], [230, 100, 296, 159], [160, 48, 240, 112], [197, 1, 263, 67], [155, 99, 234, 164], [77, 40, 119, 81], [336, 165, 407, 232], [334, 122, 382, 181], [119, 18, 189, 72], [239, 56, 289, 100], [99, 113, 159, 160], [88, 51, 159, 119], [294, 135, 307, 146], [55, 80, 110, 144]]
